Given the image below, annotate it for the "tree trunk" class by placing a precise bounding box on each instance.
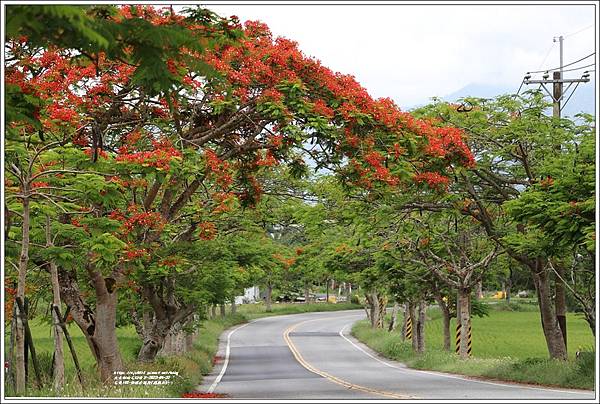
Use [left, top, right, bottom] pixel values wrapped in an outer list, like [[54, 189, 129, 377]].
[[161, 330, 173, 356], [367, 292, 383, 328], [326, 279, 330, 303], [554, 264, 567, 351], [265, 284, 273, 312], [231, 298, 237, 315], [457, 288, 471, 359], [138, 321, 170, 361], [219, 304, 226, 318], [417, 300, 426, 353], [57, 268, 123, 383], [347, 283, 352, 302], [388, 302, 399, 332], [506, 276, 512, 305], [15, 196, 30, 394], [46, 216, 64, 392], [434, 294, 451, 351], [476, 281, 483, 299], [377, 295, 387, 328], [533, 266, 568, 360], [304, 281, 310, 304], [136, 286, 197, 362], [94, 287, 123, 382], [211, 305, 216, 318]]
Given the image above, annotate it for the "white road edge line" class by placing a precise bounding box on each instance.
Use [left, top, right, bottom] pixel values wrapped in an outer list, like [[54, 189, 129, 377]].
[[207, 322, 251, 393], [339, 323, 593, 396]]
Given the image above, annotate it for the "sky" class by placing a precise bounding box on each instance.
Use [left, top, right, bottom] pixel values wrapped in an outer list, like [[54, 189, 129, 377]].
[[196, 1, 596, 109]]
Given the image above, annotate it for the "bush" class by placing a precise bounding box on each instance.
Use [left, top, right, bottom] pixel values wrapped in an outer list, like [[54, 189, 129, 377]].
[[34, 351, 54, 384], [574, 349, 595, 376], [350, 295, 360, 305]]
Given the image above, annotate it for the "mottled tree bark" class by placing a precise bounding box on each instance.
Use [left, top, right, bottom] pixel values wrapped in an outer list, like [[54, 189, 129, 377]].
[[434, 293, 451, 351], [46, 217, 64, 392], [554, 264, 567, 351], [15, 196, 30, 394], [388, 302, 399, 332], [533, 267, 567, 360], [457, 288, 471, 359], [416, 300, 426, 353], [58, 267, 123, 383]]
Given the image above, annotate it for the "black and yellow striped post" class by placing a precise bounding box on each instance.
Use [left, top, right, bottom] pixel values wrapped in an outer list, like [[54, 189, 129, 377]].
[[454, 323, 461, 354], [404, 316, 413, 340], [455, 322, 473, 357], [467, 323, 472, 356]]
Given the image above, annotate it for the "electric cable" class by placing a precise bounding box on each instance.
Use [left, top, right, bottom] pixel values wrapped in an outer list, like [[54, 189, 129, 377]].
[[526, 52, 595, 74]]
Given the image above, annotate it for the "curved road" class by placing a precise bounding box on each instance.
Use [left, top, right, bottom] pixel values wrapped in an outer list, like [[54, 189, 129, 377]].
[[199, 310, 595, 400]]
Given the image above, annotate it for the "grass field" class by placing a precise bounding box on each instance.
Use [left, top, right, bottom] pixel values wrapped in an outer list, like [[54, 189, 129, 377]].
[[4, 301, 361, 397], [352, 303, 596, 390], [425, 305, 595, 360]]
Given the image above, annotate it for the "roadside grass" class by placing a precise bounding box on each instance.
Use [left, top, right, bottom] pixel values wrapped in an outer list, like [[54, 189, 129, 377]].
[[352, 305, 595, 390], [5, 301, 360, 398]]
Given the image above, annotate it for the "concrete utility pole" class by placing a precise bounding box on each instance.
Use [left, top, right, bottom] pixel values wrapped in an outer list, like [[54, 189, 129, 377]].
[[553, 35, 563, 118], [523, 35, 590, 118]]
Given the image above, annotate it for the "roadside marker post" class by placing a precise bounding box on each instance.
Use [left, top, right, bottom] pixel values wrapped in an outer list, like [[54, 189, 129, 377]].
[[467, 323, 472, 356], [455, 323, 461, 354], [455, 322, 472, 357], [405, 315, 412, 340]]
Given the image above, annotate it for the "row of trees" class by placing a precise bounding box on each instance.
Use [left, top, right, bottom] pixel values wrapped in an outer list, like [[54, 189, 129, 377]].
[[4, 5, 596, 397], [279, 93, 595, 360], [4, 4, 478, 394]]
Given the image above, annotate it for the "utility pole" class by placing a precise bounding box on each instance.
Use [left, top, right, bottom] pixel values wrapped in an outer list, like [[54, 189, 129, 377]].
[[522, 35, 593, 352], [552, 35, 563, 118], [551, 38, 567, 350], [522, 35, 590, 118]]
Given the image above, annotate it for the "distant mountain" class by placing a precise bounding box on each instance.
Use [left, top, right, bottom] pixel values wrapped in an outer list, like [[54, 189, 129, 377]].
[[418, 81, 596, 117]]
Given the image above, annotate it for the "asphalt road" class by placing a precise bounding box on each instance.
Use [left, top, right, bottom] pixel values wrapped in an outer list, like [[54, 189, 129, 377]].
[[199, 309, 596, 400]]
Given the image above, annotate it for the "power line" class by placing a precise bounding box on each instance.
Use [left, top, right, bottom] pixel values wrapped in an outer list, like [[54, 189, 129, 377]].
[[559, 63, 595, 73], [537, 42, 556, 69], [526, 52, 595, 74], [564, 24, 594, 38]]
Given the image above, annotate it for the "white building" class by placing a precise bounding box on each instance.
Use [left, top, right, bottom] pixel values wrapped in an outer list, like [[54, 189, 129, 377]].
[[235, 286, 260, 305]]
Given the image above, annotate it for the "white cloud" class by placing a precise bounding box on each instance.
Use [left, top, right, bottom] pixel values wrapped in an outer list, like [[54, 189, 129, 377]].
[[200, 2, 595, 108]]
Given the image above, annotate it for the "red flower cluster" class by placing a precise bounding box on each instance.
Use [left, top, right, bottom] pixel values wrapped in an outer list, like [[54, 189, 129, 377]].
[[84, 147, 109, 159], [122, 244, 150, 261], [414, 171, 450, 190], [540, 176, 554, 188], [121, 211, 165, 234], [273, 253, 296, 268], [425, 126, 475, 167], [116, 139, 182, 171], [181, 391, 226, 399], [312, 99, 334, 118], [212, 192, 236, 214], [197, 221, 217, 240], [205, 150, 233, 188], [255, 150, 279, 167], [159, 258, 179, 268]]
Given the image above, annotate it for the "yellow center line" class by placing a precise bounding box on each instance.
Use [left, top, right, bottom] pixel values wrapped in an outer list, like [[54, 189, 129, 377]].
[[283, 317, 415, 400]]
